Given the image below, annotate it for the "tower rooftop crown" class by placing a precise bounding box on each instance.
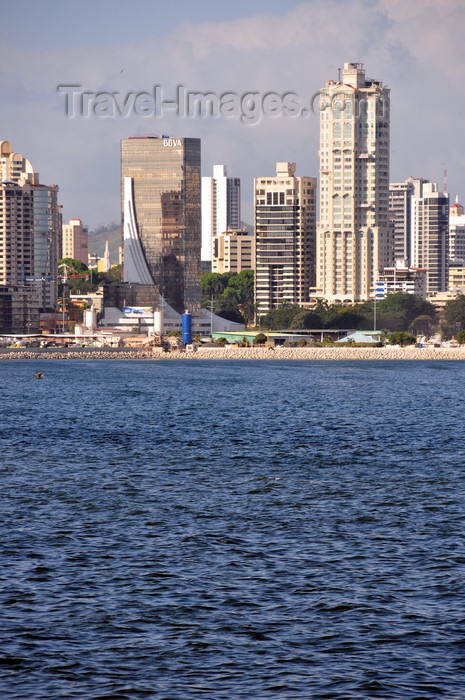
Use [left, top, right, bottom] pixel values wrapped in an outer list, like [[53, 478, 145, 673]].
[[342, 62, 365, 87]]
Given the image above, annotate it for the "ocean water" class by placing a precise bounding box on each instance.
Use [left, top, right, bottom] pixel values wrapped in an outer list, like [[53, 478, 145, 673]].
[[1, 359, 465, 699]]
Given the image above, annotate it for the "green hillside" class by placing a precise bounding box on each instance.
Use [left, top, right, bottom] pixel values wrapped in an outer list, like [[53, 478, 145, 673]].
[[87, 220, 252, 264], [88, 222, 121, 262]]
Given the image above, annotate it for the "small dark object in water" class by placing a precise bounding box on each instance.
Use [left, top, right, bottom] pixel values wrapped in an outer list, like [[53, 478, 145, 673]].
[[35, 372, 44, 379]]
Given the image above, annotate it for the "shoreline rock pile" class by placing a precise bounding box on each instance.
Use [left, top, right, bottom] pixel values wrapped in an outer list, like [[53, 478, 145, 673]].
[[2, 345, 465, 361]]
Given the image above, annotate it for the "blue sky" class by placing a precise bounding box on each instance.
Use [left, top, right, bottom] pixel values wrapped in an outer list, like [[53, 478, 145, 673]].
[[2, 0, 464, 229]]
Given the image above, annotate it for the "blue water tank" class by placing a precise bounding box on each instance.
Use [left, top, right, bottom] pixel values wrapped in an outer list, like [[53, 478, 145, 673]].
[[181, 313, 192, 344]]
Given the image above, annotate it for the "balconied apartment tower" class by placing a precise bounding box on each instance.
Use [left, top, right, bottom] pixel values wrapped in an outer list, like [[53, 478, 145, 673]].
[[254, 162, 316, 315], [316, 62, 392, 302], [0, 140, 60, 332]]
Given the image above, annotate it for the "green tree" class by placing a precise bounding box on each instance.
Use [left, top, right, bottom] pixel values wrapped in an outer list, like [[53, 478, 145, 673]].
[[201, 272, 234, 305], [388, 331, 417, 347], [377, 293, 435, 332], [260, 306, 303, 330], [58, 258, 93, 295], [253, 332, 267, 345], [94, 264, 123, 285], [290, 310, 322, 329], [58, 258, 89, 275], [201, 270, 255, 324], [330, 308, 367, 329], [214, 303, 244, 324], [409, 314, 434, 337], [456, 329, 465, 345], [226, 269, 254, 302], [444, 295, 465, 328]]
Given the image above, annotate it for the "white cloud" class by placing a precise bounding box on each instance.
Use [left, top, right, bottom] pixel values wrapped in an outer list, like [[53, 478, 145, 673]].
[[1, 0, 464, 227]]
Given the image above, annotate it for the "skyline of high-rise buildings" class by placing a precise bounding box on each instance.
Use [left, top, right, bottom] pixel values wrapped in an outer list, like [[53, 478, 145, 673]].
[[1, 59, 463, 333]]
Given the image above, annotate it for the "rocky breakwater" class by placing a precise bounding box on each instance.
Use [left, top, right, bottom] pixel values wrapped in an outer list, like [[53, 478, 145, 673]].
[[0, 347, 152, 360], [2, 345, 465, 361], [151, 345, 465, 360]]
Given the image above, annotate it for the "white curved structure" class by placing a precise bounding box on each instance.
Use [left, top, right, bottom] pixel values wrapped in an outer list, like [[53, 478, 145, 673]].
[[123, 177, 154, 285]]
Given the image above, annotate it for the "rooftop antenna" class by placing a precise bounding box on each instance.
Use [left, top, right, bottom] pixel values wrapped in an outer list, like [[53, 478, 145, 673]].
[[443, 166, 447, 194]]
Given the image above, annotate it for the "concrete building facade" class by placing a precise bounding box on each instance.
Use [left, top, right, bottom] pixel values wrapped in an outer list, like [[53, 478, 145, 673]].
[[389, 179, 418, 264], [448, 267, 465, 291], [316, 62, 391, 303], [212, 229, 254, 274], [254, 162, 316, 314], [0, 140, 60, 331], [377, 261, 427, 298], [449, 198, 465, 266], [62, 218, 88, 265]]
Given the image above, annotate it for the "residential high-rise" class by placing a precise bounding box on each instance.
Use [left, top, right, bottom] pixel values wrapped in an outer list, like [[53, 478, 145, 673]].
[[62, 218, 88, 264], [377, 261, 427, 299], [389, 179, 418, 264], [254, 162, 316, 314], [449, 197, 465, 266], [316, 62, 391, 303], [201, 165, 241, 262], [0, 140, 60, 331], [121, 136, 201, 315], [410, 180, 449, 294]]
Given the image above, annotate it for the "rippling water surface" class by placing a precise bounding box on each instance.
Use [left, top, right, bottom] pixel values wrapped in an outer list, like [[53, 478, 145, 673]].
[[1, 359, 465, 699]]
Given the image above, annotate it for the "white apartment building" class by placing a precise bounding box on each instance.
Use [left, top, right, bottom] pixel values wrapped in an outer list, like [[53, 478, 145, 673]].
[[449, 198, 465, 266], [254, 162, 316, 314], [389, 180, 418, 264], [377, 261, 427, 299], [201, 165, 241, 262], [316, 62, 392, 303], [410, 180, 449, 294]]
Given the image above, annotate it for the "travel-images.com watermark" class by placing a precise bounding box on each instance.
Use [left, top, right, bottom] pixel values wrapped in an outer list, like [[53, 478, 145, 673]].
[[58, 85, 388, 124]]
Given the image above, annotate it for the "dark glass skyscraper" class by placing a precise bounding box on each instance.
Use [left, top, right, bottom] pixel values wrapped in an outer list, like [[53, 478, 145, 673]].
[[121, 136, 201, 314]]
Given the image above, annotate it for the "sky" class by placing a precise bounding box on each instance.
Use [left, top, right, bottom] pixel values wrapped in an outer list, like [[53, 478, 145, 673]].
[[2, 0, 464, 230]]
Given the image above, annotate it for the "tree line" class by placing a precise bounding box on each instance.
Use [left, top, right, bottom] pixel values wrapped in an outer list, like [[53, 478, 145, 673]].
[[203, 271, 465, 340], [60, 260, 465, 340]]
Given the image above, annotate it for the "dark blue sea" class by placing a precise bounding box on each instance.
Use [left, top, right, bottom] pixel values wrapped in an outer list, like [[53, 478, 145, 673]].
[[1, 359, 465, 699]]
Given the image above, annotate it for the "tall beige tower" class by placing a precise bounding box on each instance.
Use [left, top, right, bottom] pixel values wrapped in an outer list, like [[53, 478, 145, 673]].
[[62, 218, 88, 264], [316, 63, 391, 302]]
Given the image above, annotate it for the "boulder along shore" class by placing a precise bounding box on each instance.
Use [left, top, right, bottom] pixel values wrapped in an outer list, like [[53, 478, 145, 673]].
[[2, 345, 465, 360]]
